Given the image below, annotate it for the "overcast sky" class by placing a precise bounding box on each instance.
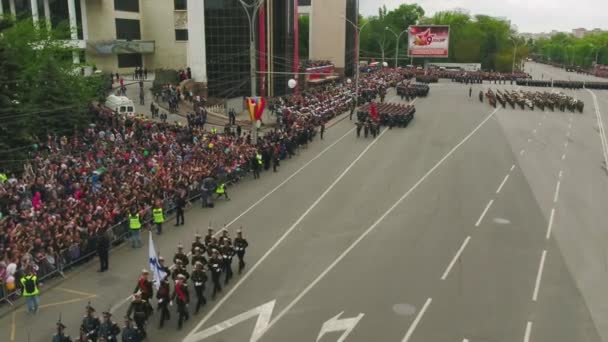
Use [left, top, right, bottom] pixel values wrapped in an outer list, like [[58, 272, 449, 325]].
[[359, 0, 607, 33]]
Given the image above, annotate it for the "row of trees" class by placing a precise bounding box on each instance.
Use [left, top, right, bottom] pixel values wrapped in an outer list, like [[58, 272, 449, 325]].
[[529, 32, 608, 68], [356, 6, 527, 72], [0, 18, 105, 165]]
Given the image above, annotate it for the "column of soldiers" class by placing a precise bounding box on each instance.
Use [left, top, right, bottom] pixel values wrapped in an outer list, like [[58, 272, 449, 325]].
[[482, 89, 584, 113], [355, 102, 416, 138], [53, 229, 249, 341], [516, 78, 608, 90], [396, 83, 430, 101]]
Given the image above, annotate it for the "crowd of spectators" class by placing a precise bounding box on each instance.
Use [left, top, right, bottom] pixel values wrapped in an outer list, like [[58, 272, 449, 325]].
[[0, 66, 418, 304]]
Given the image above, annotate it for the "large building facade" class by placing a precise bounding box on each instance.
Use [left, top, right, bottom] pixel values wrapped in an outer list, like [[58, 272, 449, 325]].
[[1, 0, 356, 97], [305, 0, 357, 77]]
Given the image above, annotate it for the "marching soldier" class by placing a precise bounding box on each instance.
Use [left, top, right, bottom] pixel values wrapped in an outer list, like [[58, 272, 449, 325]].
[[126, 292, 152, 339], [173, 244, 190, 268], [171, 274, 190, 330], [98, 311, 120, 342], [81, 304, 101, 342], [121, 317, 142, 342], [206, 237, 219, 258], [355, 121, 362, 138], [218, 228, 231, 246], [204, 227, 214, 246], [479, 90, 484, 103], [191, 233, 206, 255], [191, 247, 207, 267], [156, 275, 172, 329], [191, 261, 208, 314], [234, 229, 249, 274], [363, 121, 369, 137], [209, 249, 224, 300], [53, 321, 73, 342], [220, 240, 235, 285], [171, 259, 190, 281], [133, 270, 153, 302]]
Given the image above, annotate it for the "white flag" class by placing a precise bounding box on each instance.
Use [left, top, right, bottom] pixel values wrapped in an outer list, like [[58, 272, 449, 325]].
[[148, 231, 167, 290]]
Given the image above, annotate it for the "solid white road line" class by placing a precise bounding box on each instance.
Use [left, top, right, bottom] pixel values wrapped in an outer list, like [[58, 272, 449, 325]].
[[256, 108, 501, 337], [441, 236, 471, 280], [475, 199, 494, 227], [222, 127, 354, 231], [546, 208, 556, 240], [183, 128, 388, 339], [532, 250, 548, 302], [553, 181, 561, 203], [586, 89, 608, 170], [496, 174, 510, 194], [510, 164, 516, 171], [524, 321, 533, 342], [401, 298, 433, 342]]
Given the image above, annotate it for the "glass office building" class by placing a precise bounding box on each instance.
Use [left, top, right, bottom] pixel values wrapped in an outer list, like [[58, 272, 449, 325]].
[[203, 0, 298, 98]]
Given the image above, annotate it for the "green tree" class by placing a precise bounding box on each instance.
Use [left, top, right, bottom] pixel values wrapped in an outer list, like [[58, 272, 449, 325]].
[[0, 17, 103, 163]]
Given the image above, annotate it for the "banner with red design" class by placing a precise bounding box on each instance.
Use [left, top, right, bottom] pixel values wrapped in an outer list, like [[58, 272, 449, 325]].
[[407, 25, 450, 58]]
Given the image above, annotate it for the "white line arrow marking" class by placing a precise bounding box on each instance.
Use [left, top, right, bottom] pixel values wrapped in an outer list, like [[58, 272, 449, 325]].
[[316, 312, 364, 342], [183, 300, 275, 342]]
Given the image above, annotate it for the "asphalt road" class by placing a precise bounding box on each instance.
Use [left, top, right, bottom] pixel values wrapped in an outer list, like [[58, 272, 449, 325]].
[[3, 63, 608, 342]]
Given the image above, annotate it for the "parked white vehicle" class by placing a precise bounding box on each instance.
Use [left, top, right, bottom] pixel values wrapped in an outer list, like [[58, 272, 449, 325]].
[[105, 95, 135, 117]]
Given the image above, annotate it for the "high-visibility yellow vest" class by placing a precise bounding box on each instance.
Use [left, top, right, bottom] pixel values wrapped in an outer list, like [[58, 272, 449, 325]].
[[0, 173, 7, 183], [20, 275, 39, 296], [211, 128, 218, 134], [216, 184, 225, 194], [129, 214, 141, 230], [152, 208, 164, 223], [256, 154, 262, 165]]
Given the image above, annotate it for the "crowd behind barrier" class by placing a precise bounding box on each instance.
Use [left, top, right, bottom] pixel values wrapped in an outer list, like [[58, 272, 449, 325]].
[[0, 67, 418, 307]]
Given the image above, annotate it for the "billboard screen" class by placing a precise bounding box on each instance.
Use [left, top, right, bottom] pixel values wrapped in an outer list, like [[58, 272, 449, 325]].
[[407, 25, 450, 58]]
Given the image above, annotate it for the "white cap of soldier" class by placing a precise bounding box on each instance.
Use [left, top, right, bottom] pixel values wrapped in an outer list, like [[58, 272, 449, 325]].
[[177, 274, 186, 280]]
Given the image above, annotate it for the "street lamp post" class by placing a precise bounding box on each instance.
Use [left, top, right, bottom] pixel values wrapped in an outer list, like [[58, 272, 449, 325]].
[[385, 27, 408, 68], [510, 37, 527, 73], [343, 16, 369, 112], [239, 0, 264, 145]]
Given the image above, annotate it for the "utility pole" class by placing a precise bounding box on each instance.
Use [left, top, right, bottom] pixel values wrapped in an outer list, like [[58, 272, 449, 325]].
[[239, 0, 264, 145], [385, 27, 408, 68], [343, 17, 369, 112]]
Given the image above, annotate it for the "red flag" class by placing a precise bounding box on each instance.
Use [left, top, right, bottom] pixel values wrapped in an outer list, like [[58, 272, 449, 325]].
[[370, 103, 379, 120]]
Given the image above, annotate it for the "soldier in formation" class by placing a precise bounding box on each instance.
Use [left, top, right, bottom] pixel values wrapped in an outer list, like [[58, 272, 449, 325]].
[[81, 304, 101, 342], [98, 311, 121, 341]]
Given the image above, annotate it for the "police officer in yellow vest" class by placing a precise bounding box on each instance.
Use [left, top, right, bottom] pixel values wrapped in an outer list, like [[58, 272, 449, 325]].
[[252, 152, 263, 179], [153, 202, 165, 235], [211, 127, 218, 134], [0, 172, 7, 183], [129, 210, 143, 248], [215, 182, 230, 201], [21, 267, 40, 314]]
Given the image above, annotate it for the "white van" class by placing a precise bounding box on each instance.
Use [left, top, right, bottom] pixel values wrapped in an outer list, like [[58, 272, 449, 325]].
[[105, 95, 135, 117]]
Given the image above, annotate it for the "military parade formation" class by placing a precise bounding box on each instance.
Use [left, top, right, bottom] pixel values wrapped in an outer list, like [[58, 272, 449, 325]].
[[52, 228, 249, 341], [515, 78, 608, 90], [396, 82, 430, 101], [481, 89, 585, 113]]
